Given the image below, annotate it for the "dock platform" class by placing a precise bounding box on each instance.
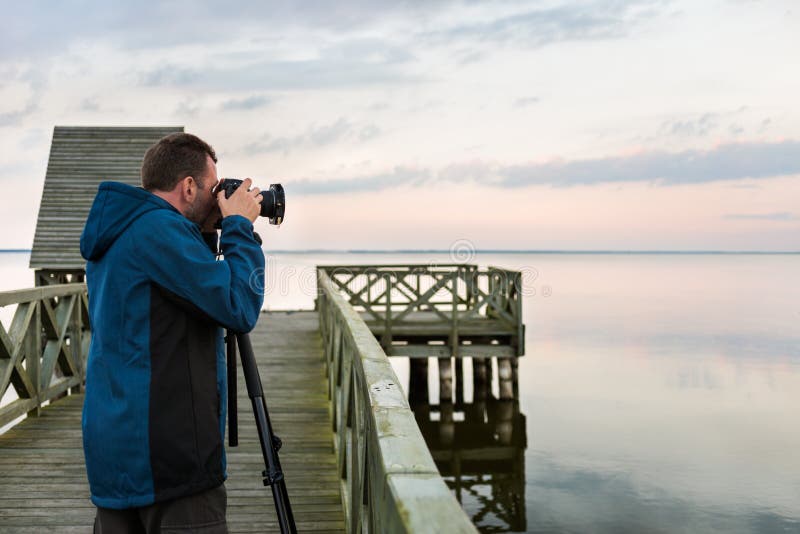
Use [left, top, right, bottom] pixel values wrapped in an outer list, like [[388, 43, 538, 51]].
[[0, 311, 344, 533]]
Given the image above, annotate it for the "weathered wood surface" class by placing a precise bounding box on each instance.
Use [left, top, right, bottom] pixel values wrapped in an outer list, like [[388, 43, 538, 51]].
[[0, 311, 345, 533], [30, 126, 184, 270], [317, 270, 478, 533], [363, 311, 513, 335], [361, 311, 517, 359]]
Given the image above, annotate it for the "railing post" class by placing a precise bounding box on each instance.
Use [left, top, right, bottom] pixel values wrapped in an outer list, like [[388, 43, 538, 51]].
[[450, 266, 462, 402], [487, 271, 495, 319], [439, 356, 453, 402], [498, 358, 513, 400], [381, 273, 392, 352], [464, 266, 473, 310], [26, 300, 42, 418], [71, 294, 83, 393], [514, 271, 524, 357], [450, 268, 459, 358]]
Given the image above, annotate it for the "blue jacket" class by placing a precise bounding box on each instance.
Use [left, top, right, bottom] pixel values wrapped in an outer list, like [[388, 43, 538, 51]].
[[80, 181, 264, 509]]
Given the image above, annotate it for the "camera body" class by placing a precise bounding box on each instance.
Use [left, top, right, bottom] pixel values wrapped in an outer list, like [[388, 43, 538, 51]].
[[217, 178, 285, 225]]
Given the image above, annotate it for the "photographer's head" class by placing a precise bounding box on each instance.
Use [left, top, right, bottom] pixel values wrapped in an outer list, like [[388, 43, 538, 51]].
[[142, 133, 219, 225]]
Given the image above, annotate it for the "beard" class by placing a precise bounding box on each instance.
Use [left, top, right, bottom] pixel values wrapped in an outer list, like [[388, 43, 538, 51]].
[[186, 195, 212, 225]]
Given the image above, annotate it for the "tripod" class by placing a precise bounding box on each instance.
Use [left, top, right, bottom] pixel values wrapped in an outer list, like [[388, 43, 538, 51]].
[[226, 331, 297, 534]]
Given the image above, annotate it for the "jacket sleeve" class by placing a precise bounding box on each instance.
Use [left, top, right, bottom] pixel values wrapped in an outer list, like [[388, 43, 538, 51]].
[[133, 212, 265, 333]]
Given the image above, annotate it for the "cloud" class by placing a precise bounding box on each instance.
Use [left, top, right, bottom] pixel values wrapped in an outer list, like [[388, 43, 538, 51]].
[[243, 118, 381, 155], [220, 95, 271, 111], [175, 100, 201, 117], [80, 97, 99, 112], [288, 140, 800, 195], [74, 94, 125, 114], [18, 128, 47, 150], [660, 113, 718, 137], [135, 37, 421, 93], [452, 48, 485, 65], [3, 1, 668, 82], [728, 124, 744, 136], [0, 99, 38, 126], [0, 68, 45, 127], [138, 56, 420, 91], [500, 140, 800, 187], [308, 118, 353, 146], [724, 212, 797, 221], [0, 2, 435, 60], [12, 1, 653, 62], [292, 166, 430, 194], [655, 107, 761, 140], [422, 0, 667, 48], [0, 158, 42, 181], [134, 1, 669, 92], [358, 124, 381, 142], [140, 66, 200, 86], [514, 96, 540, 108]]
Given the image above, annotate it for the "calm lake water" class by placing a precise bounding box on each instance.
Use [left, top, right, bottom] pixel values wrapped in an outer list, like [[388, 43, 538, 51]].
[[1, 251, 798, 533]]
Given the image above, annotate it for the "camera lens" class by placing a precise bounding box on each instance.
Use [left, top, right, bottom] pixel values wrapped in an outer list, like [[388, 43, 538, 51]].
[[217, 178, 284, 225], [262, 184, 285, 225]]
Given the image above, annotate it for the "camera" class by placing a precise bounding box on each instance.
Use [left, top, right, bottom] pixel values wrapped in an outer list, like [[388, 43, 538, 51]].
[[217, 178, 285, 225]]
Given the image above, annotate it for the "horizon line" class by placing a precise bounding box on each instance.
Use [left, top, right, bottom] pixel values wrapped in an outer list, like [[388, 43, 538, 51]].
[[3, 249, 798, 255], [273, 249, 800, 254]]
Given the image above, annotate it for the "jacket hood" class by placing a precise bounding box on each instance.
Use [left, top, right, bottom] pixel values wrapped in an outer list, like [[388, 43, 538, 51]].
[[80, 182, 179, 261]]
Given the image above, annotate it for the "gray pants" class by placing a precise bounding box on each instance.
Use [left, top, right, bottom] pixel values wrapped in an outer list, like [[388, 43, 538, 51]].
[[94, 484, 228, 534]]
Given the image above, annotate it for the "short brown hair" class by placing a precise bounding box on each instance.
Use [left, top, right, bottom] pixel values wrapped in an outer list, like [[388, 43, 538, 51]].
[[141, 133, 218, 191]]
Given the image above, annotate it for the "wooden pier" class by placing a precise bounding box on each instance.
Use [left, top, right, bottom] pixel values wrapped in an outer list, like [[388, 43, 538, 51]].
[[319, 265, 525, 402], [0, 310, 344, 533], [0, 126, 529, 532]]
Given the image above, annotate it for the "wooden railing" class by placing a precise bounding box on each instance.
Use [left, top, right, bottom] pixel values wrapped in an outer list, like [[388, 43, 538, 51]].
[[317, 269, 477, 533], [0, 284, 90, 428], [486, 265, 526, 357], [318, 264, 524, 357]]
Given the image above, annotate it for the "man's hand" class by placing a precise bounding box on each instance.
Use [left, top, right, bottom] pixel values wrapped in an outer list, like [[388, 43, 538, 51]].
[[217, 178, 263, 223]]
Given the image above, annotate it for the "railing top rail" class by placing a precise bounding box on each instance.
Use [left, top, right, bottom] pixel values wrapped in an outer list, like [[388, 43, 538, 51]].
[[319, 263, 522, 273], [486, 264, 523, 275], [318, 263, 476, 270], [0, 283, 87, 307]]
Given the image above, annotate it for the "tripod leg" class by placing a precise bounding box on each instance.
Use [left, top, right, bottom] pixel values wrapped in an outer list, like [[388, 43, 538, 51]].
[[235, 333, 297, 534], [226, 333, 238, 447]]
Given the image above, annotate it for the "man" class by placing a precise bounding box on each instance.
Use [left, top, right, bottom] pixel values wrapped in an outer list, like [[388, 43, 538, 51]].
[[80, 133, 265, 533]]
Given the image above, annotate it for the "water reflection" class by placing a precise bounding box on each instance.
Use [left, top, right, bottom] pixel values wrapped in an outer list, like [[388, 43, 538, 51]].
[[410, 381, 528, 533]]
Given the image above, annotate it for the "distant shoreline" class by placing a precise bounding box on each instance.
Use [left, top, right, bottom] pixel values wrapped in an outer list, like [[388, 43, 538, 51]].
[[286, 250, 800, 255], [4, 249, 798, 255]]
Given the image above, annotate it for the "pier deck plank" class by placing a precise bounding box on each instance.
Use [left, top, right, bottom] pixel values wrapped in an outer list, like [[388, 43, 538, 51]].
[[363, 313, 514, 336], [0, 310, 344, 533]]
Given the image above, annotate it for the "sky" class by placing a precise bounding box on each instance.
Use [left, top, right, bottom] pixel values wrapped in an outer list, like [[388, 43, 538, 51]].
[[1, 0, 799, 251]]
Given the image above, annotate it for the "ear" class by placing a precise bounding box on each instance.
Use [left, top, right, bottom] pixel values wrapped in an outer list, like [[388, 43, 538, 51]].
[[181, 176, 196, 202]]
